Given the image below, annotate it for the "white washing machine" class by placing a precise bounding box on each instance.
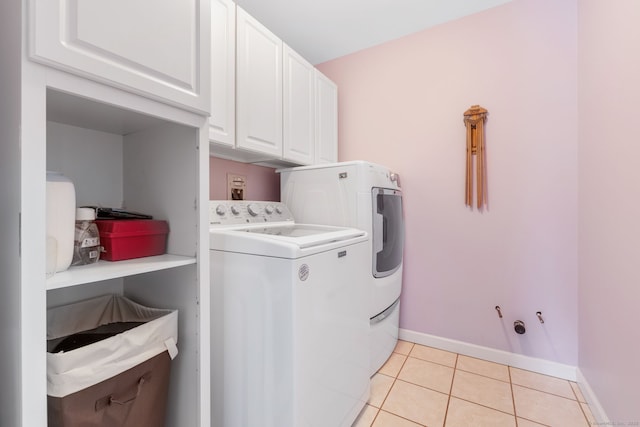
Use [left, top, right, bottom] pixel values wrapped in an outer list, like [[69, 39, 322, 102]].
[[278, 161, 405, 375], [209, 200, 370, 427]]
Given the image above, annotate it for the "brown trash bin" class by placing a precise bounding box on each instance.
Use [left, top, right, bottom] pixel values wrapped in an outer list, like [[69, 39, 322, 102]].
[[46, 295, 178, 427]]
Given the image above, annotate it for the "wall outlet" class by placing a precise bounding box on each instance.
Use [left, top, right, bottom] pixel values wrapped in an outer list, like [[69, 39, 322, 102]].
[[227, 174, 247, 200]]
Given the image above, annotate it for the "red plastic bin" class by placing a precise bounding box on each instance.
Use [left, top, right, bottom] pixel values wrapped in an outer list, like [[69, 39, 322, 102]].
[[95, 219, 169, 261]]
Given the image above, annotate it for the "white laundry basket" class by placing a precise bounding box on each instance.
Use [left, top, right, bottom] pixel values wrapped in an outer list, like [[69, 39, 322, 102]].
[[46, 294, 178, 427]]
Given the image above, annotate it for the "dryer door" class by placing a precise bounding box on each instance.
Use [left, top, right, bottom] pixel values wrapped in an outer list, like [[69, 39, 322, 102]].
[[372, 188, 404, 278]]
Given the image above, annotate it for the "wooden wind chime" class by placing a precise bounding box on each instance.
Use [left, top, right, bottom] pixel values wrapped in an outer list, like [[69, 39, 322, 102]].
[[464, 105, 488, 210]]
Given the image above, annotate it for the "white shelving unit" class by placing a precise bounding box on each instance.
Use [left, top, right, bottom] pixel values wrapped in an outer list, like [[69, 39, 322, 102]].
[[46, 255, 197, 291], [46, 83, 210, 427], [1, 38, 211, 427]]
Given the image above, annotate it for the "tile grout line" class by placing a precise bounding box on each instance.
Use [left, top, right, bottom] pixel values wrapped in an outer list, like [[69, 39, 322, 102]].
[[509, 366, 555, 427], [437, 350, 526, 422], [443, 366, 520, 420], [512, 383, 584, 402], [395, 344, 433, 426], [441, 352, 459, 427], [392, 374, 514, 423], [392, 348, 428, 425], [571, 382, 593, 426], [446, 396, 520, 418], [455, 367, 511, 384], [509, 366, 519, 427], [370, 344, 415, 427], [377, 409, 428, 427]]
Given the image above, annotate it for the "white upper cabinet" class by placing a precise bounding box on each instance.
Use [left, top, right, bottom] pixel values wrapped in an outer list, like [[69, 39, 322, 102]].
[[209, 4, 337, 166], [29, 0, 211, 114], [235, 6, 283, 158], [315, 71, 339, 164], [283, 44, 315, 165], [210, 0, 236, 146]]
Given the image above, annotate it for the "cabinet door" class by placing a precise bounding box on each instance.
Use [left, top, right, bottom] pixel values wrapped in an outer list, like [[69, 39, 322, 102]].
[[315, 71, 338, 164], [283, 44, 315, 165], [210, 0, 236, 147], [29, 0, 210, 114], [235, 7, 283, 158]]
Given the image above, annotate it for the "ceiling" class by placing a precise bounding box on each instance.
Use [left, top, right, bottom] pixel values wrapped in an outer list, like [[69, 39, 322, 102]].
[[234, 0, 514, 65]]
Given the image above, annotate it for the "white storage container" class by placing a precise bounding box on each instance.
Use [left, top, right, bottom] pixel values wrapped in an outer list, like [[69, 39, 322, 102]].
[[46, 171, 76, 273]]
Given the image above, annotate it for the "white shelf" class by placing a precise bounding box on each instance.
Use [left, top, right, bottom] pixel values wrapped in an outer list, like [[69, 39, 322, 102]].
[[46, 254, 196, 291]]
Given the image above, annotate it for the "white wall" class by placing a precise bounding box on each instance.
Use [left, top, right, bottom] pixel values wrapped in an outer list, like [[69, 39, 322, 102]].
[[318, 0, 579, 366], [47, 122, 124, 207], [578, 0, 640, 422], [209, 156, 280, 201]]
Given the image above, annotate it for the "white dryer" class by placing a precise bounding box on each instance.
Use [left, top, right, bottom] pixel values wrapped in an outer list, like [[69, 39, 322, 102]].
[[209, 200, 370, 427], [278, 161, 405, 375]]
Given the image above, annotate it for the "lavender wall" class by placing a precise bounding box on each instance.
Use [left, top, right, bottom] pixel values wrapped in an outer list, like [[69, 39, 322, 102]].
[[578, 1, 640, 422], [318, 0, 579, 365], [209, 156, 280, 201]]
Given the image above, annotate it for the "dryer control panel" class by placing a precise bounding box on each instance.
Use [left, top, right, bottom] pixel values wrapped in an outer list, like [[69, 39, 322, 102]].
[[209, 201, 294, 225]]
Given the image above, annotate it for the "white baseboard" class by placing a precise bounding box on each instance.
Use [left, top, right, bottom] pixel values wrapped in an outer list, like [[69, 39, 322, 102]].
[[576, 368, 609, 423], [399, 328, 577, 381]]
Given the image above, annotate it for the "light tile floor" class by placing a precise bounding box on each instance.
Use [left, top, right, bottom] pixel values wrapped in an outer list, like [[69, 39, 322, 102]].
[[353, 340, 596, 427]]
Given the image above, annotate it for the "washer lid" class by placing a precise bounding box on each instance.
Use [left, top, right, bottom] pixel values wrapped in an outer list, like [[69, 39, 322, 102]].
[[210, 223, 367, 258]]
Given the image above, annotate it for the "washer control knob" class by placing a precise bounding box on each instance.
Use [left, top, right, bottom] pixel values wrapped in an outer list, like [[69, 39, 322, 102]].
[[230, 205, 240, 215], [275, 205, 283, 214], [215, 205, 227, 216], [247, 203, 260, 216], [265, 205, 274, 214]]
